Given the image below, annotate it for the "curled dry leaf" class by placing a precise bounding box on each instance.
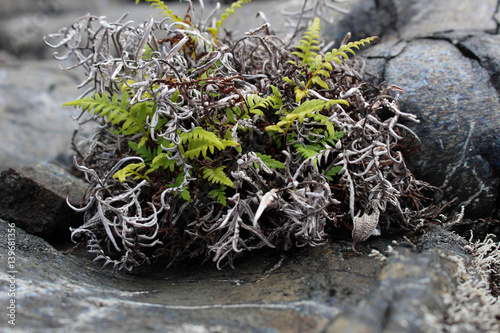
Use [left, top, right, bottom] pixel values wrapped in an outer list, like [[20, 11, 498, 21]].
[[352, 208, 380, 254]]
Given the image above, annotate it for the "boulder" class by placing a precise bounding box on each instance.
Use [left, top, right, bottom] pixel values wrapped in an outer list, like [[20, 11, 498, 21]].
[[356, 0, 500, 218], [0, 0, 101, 59], [383, 38, 500, 218]]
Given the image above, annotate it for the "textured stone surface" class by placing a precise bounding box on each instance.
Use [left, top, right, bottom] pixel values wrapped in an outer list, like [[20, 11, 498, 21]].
[[2, 216, 496, 332], [326, 248, 458, 333], [0, 218, 383, 333], [0, 60, 83, 170], [0, 162, 86, 239], [383, 38, 500, 218], [391, 0, 498, 39], [359, 0, 500, 218], [0, 0, 101, 58]]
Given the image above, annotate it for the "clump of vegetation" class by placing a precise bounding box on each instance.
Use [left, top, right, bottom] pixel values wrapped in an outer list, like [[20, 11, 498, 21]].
[[45, 0, 436, 272]]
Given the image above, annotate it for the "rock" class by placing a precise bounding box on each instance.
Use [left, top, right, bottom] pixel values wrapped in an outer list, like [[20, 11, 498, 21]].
[[0, 217, 383, 332], [356, 0, 500, 218], [326, 248, 458, 333], [0, 162, 86, 240], [388, 0, 498, 39], [2, 217, 497, 332], [383, 38, 500, 218], [326, 226, 499, 333], [0, 0, 100, 18], [0, 60, 83, 171], [0, 0, 101, 59]]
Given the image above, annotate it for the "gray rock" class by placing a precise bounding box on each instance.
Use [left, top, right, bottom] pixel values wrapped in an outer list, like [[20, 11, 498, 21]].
[[0, 60, 82, 171], [0, 0, 101, 59], [0, 0, 100, 18], [383, 38, 500, 218], [326, 248, 458, 333], [0, 217, 383, 333], [356, 0, 500, 218], [2, 217, 496, 332], [389, 0, 498, 39], [0, 162, 86, 239]]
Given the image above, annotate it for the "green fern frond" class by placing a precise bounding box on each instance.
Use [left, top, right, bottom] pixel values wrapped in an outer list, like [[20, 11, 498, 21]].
[[295, 144, 322, 160], [150, 152, 177, 172], [63, 92, 148, 135], [326, 36, 380, 66], [266, 99, 348, 139], [168, 172, 192, 202], [209, 185, 228, 206], [325, 166, 343, 181], [180, 128, 239, 159], [245, 86, 283, 115], [288, 98, 349, 124], [291, 17, 321, 67], [128, 141, 158, 164], [207, 0, 252, 41], [256, 153, 285, 169], [135, 0, 183, 22], [202, 166, 234, 188], [113, 162, 148, 182]]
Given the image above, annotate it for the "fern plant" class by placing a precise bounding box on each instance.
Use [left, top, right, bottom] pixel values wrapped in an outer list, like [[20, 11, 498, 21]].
[[48, 0, 436, 273], [291, 17, 322, 67], [286, 17, 378, 101], [63, 92, 151, 136]]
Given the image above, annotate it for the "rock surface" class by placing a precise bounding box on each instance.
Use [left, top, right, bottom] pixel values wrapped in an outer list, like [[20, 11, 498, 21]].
[[383, 38, 500, 217], [355, 0, 500, 218], [0, 162, 85, 240], [1, 216, 498, 333], [0, 60, 82, 170]]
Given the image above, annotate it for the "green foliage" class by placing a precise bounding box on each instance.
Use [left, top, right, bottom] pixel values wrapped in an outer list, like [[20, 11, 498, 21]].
[[291, 17, 321, 67], [180, 127, 239, 160], [113, 162, 148, 182], [169, 172, 192, 202], [325, 166, 343, 181], [266, 99, 349, 139], [304, 35, 379, 92], [202, 166, 234, 188], [63, 92, 152, 136], [208, 0, 252, 41], [288, 19, 378, 99], [248, 86, 283, 114], [209, 185, 228, 206], [256, 153, 285, 169], [128, 140, 159, 164], [225, 86, 282, 124]]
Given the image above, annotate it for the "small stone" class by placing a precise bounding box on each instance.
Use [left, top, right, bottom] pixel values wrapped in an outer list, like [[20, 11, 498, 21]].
[[0, 161, 86, 239]]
